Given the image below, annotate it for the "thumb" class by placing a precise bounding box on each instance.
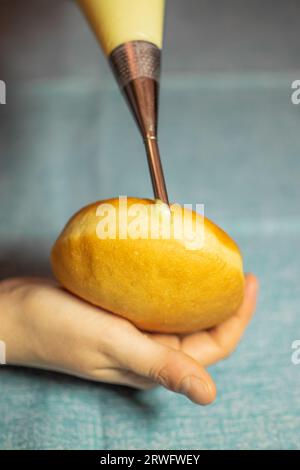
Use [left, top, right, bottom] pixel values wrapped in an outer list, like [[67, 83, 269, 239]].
[[112, 324, 217, 405]]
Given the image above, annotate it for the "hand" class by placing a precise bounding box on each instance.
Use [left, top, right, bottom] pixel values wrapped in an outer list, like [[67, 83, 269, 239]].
[[0, 274, 258, 405]]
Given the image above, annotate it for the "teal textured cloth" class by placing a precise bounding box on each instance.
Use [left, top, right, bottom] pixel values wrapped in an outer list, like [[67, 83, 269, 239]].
[[0, 74, 300, 449]]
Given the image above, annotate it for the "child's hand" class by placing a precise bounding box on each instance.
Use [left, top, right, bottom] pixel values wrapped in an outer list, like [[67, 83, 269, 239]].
[[0, 274, 258, 405]]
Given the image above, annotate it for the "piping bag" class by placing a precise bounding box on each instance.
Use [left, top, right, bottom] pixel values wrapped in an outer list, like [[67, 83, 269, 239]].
[[78, 0, 169, 204]]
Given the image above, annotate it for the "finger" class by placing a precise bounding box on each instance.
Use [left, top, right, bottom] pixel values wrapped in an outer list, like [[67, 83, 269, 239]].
[[209, 273, 258, 351], [148, 333, 181, 350], [91, 368, 157, 390], [181, 273, 259, 366], [105, 320, 216, 405]]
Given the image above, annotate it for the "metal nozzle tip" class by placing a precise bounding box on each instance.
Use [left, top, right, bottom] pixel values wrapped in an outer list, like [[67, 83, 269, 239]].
[[109, 41, 169, 204], [145, 136, 169, 205]]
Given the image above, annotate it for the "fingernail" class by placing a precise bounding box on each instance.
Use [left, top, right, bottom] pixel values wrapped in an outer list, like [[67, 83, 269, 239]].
[[179, 376, 214, 405]]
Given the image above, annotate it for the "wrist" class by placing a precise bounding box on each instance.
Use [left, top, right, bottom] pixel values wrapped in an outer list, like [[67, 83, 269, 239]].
[[0, 278, 34, 366]]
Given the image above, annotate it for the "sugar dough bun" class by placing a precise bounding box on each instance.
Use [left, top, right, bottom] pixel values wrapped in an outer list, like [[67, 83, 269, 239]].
[[51, 198, 245, 333]]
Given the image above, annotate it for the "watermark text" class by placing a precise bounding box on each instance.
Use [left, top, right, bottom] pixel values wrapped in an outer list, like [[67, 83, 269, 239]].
[[291, 339, 300, 365], [95, 196, 205, 250], [0, 80, 6, 104], [291, 80, 300, 105]]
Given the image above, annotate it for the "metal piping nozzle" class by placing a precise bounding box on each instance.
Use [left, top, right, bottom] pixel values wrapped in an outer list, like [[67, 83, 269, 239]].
[[109, 40, 169, 204]]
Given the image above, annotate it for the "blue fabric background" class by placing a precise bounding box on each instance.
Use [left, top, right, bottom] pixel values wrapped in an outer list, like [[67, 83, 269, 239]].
[[0, 74, 299, 449]]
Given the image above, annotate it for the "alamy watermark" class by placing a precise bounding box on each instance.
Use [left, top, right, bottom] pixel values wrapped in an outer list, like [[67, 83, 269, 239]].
[[0, 80, 6, 104], [291, 339, 300, 365], [0, 340, 6, 365], [95, 196, 205, 250], [291, 80, 300, 105]]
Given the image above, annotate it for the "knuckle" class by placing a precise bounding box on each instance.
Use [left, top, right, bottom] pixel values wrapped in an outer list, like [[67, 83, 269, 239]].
[[150, 350, 183, 392], [212, 332, 236, 360], [85, 367, 108, 381], [220, 342, 236, 360], [69, 353, 100, 380]]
